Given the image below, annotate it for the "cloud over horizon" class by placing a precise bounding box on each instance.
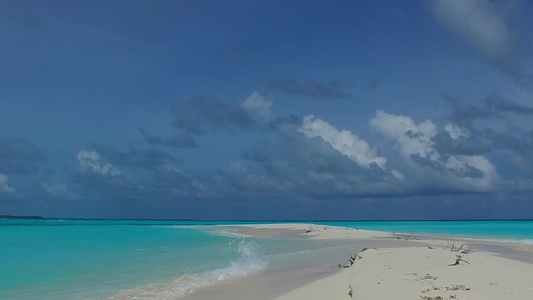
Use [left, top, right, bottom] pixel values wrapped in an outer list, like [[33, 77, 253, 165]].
[[6, 90, 529, 218], [370, 110, 499, 192], [2, 1, 532, 219], [77, 150, 120, 176], [44, 94, 513, 211], [299, 115, 387, 169]]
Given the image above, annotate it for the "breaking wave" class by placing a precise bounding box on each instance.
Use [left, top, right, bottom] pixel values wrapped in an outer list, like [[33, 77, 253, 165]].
[[105, 239, 267, 299]]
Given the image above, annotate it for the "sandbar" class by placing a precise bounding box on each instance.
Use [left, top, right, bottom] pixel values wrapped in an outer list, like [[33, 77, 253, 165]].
[[184, 223, 533, 300]]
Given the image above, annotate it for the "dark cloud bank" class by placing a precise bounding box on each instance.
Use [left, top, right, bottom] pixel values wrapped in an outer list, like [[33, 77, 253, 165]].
[[3, 88, 531, 220]]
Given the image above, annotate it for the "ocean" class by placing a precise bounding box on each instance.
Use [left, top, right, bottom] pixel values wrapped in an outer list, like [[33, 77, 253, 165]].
[[1, 219, 532, 299]]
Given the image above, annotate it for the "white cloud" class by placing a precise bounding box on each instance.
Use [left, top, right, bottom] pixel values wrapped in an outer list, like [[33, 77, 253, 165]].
[[241, 91, 273, 122], [432, 0, 515, 61], [299, 114, 387, 168], [370, 110, 499, 191], [444, 123, 470, 140], [370, 110, 439, 161], [41, 182, 79, 199], [446, 154, 497, 179], [391, 170, 406, 181], [0, 173, 15, 194], [76, 149, 120, 175]]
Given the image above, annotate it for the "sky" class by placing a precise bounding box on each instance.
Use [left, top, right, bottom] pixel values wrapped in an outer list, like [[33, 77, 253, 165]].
[[1, 0, 533, 220]]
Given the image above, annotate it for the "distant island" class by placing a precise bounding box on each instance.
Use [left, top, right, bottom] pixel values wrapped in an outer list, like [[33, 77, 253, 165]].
[[0, 215, 45, 220]]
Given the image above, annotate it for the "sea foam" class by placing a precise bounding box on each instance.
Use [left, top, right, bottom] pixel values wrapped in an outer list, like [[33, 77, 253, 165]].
[[105, 239, 267, 300], [518, 239, 533, 245]]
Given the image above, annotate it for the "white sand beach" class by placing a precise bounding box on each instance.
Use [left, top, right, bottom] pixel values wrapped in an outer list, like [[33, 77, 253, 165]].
[[276, 246, 533, 299], [184, 224, 533, 300]]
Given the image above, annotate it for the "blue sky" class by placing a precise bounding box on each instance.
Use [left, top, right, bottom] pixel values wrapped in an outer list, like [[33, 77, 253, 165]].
[[1, 0, 533, 220]]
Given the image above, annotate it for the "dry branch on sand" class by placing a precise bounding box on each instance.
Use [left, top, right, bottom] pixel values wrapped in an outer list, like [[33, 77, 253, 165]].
[[444, 240, 473, 266], [392, 231, 415, 240], [304, 223, 314, 233], [449, 254, 470, 266], [338, 248, 376, 268], [444, 240, 472, 254]]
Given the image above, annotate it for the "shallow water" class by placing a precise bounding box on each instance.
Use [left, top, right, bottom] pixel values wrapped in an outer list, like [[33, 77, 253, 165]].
[[317, 220, 533, 240], [1, 220, 256, 299], [1, 219, 531, 299]]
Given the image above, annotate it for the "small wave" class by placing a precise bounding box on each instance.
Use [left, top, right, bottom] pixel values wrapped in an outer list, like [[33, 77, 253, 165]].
[[169, 225, 252, 238], [485, 238, 533, 245], [209, 229, 251, 238], [105, 239, 267, 300]]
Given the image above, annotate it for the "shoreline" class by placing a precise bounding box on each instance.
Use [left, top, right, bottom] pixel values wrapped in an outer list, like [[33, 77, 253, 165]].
[[184, 223, 533, 300]]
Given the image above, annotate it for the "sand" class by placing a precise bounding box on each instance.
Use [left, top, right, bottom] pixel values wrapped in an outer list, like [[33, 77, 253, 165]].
[[276, 246, 533, 299], [185, 223, 533, 300]]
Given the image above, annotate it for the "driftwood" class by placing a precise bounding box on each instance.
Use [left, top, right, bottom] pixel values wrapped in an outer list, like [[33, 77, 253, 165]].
[[449, 255, 470, 266], [444, 240, 473, 266], [304, 223, 314, 233], [392, 231, 415, 240], [444, 240, 472, 254], [339, 248, 376, 268]]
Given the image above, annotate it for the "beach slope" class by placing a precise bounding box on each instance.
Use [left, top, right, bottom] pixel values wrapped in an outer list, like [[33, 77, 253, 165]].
[[187, 223, 533, 300], [276, 242, 533, 299]]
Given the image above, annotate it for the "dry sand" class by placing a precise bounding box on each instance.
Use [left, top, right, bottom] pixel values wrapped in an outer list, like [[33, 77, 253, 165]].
[[276, 246, 533, 300], [186, 223, 533, 300]]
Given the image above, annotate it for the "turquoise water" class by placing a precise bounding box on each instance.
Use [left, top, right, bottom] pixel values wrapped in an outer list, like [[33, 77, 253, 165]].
[[1, 219, 532, 299], [0, 219, 318, 299], [318, 220, 533, 240], [0, 220, 264, 299]]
